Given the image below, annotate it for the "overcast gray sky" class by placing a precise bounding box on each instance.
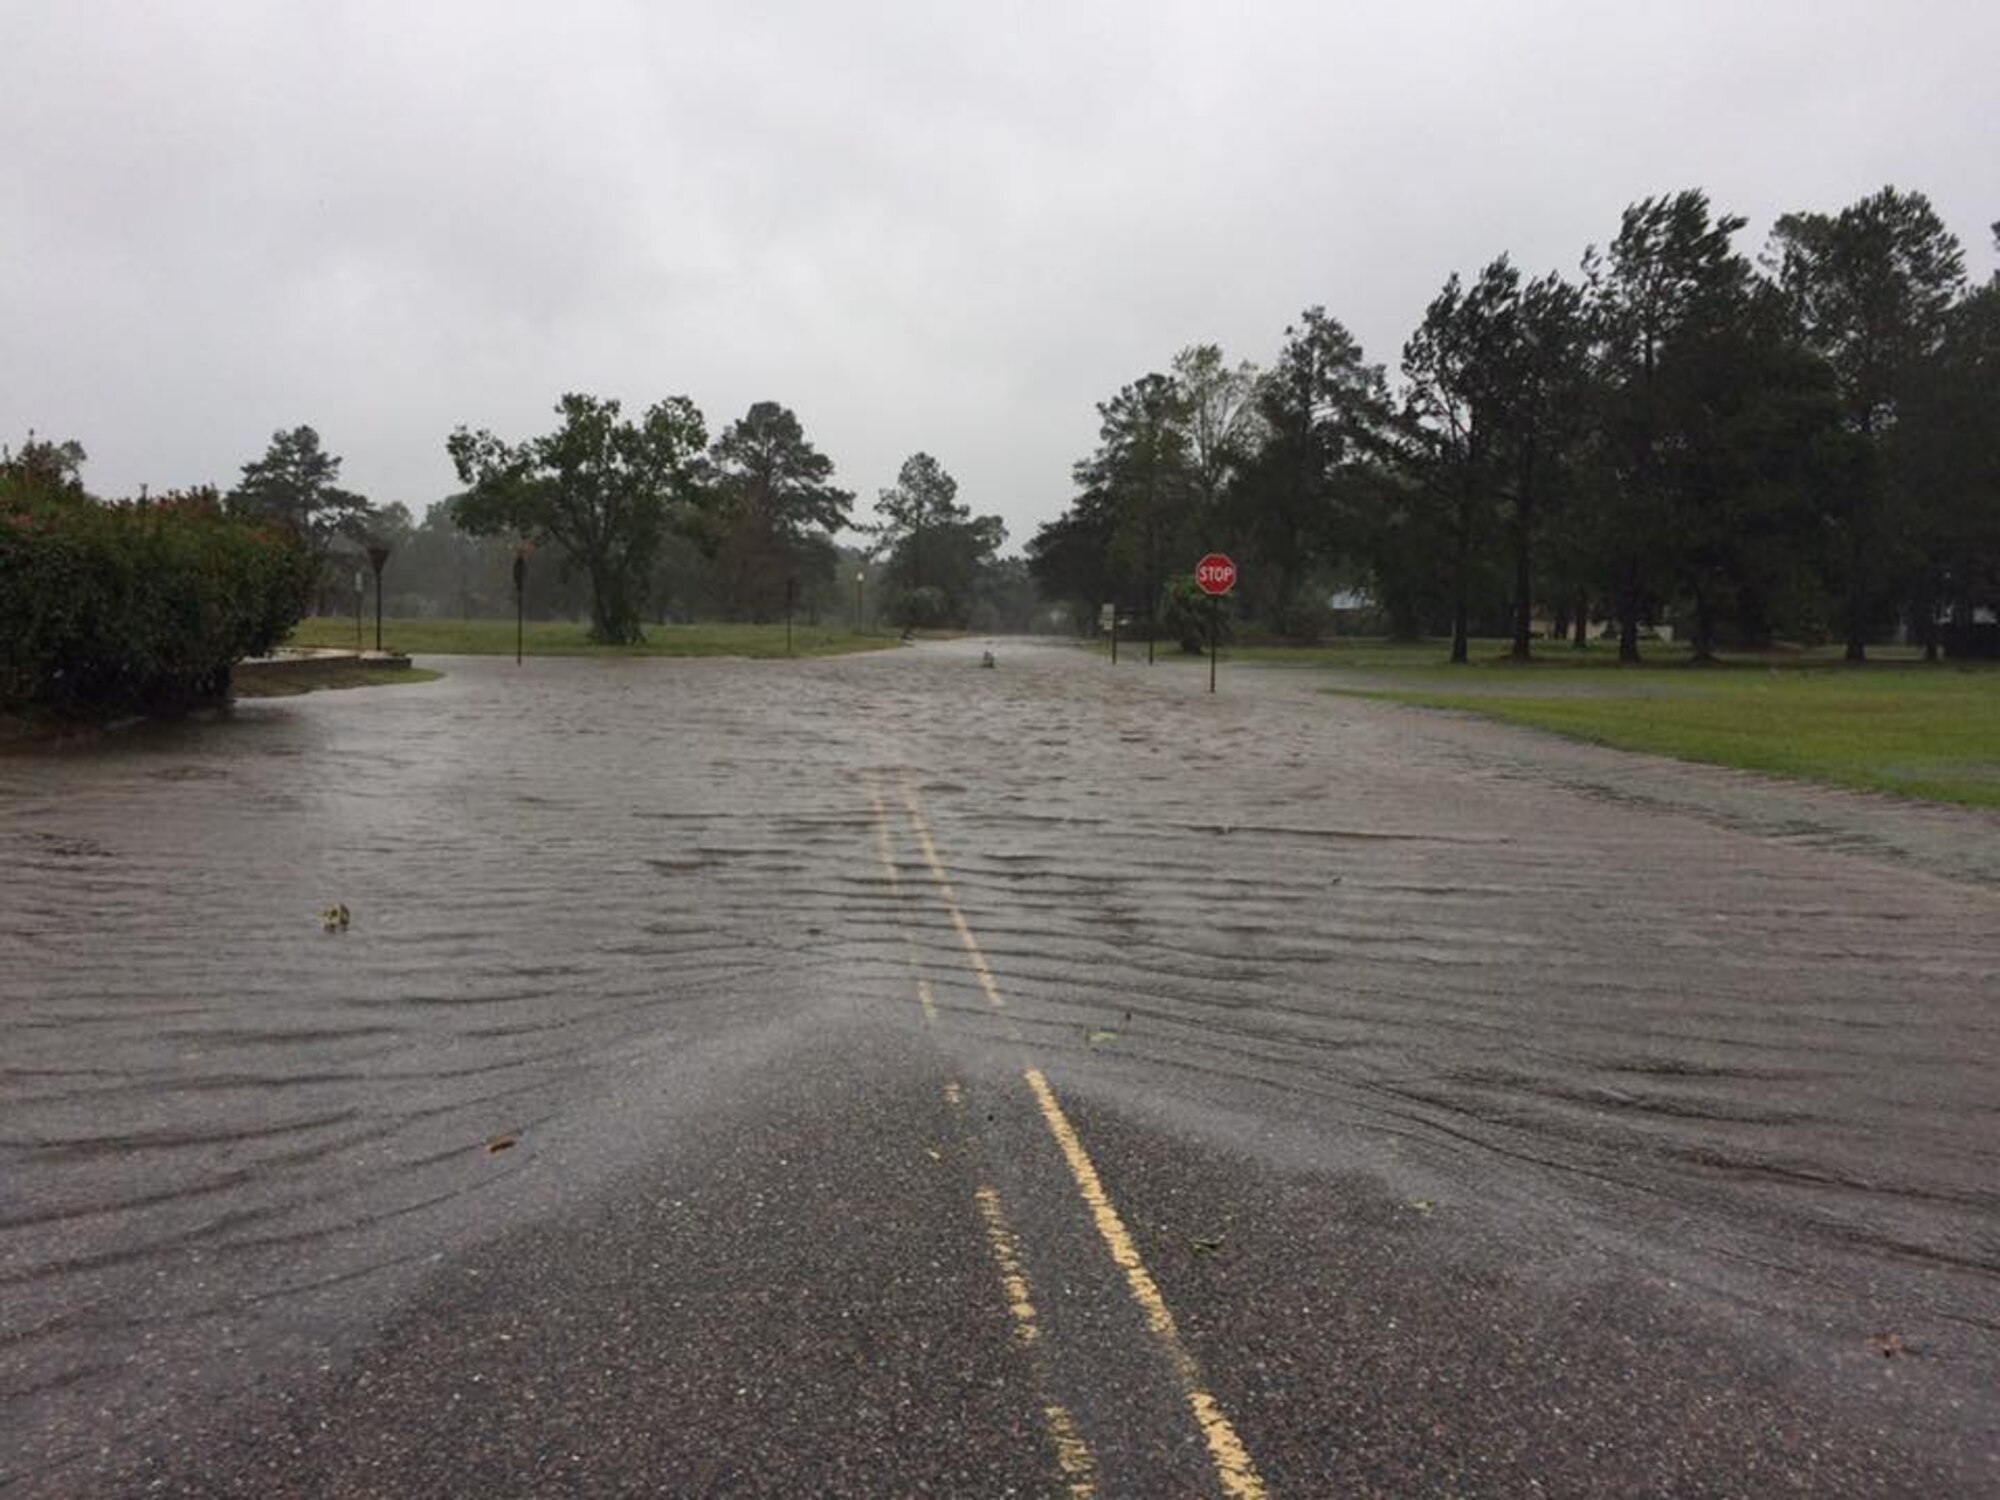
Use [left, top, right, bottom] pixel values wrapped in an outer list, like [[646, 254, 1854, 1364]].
[[6, 1, 1995, 552]]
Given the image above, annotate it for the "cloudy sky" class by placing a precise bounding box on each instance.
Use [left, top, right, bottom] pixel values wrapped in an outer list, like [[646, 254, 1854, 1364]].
[[6, 1, 1994, 551]]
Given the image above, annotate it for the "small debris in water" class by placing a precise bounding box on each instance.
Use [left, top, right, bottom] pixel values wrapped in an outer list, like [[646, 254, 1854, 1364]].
[[980, 651, 996, 668], [1086, 1028, 1119, 1046], [321, 903, 351, 932], [485, 1133, 518, 1154], [1869, 1332, 1925, 1359]]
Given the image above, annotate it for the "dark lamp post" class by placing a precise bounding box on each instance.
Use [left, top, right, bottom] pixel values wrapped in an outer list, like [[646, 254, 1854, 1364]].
[[365, 545, 392, 653], [513, 543, 532, 665]]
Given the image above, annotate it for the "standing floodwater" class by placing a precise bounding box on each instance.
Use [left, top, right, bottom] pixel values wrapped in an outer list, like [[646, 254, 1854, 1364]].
[[3, 642, 1997, 1496]]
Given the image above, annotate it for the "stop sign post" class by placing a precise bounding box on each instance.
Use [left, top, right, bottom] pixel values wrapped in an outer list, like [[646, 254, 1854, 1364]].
[[1195, 553, 1235, 693]]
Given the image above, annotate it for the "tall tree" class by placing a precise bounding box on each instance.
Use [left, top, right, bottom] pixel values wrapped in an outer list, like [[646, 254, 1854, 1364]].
[[1026, 494, 1117, 631], [890, 511, 1008, 629], [1893, 270, 2000, 656], [448, 393, 708, 644], [1235, 307, 1391, 638], [1397, 260, 1585, 663], [705, 401, 853, 619], [1767, 187, 1967, 659], [1075, 372, 1195, 640], [1500, 271, 1589, 659], [1655, 281, 1842, 662], [228, 426, 372, 606], [1171, 344, 1262, 538], [870, 452, 963, 594], [1585, 191, 1754, 662], [1400, 267, 1501, 663]]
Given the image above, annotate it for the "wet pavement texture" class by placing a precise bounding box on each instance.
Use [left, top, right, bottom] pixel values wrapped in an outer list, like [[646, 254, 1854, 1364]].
[[2, 639, 1996, 1496]]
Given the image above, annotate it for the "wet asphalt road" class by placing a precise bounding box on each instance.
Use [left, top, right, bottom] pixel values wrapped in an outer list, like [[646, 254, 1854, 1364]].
[[2, 639, 1997, 1497]]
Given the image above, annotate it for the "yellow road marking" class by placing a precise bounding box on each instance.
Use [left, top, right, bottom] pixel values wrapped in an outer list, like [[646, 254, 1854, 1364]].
[[1025, 1068, 1267, 1500], [902, 787, 1265, 1497], [976, 1183, 1099, 1497], [871, 792, 937, 1023], [975, 1185, 1045, 1348], [902, 787, 1006, 1011]]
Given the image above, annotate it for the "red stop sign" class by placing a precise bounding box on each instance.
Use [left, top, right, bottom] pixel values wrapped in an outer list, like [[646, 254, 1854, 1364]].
[[1195, 553, 1237, 596]]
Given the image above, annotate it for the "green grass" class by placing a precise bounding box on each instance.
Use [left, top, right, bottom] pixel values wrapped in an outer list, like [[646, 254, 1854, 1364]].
[[287, 616, 901, 659], [1286, 641, 2000, 807], [1228, 636, 1932, 672]]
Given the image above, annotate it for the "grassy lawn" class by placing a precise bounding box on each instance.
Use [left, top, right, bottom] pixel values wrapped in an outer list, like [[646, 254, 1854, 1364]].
[[287, 616, 901, 660], [1285, 640, 2000, 808], [1228, 636, 1932, 672]]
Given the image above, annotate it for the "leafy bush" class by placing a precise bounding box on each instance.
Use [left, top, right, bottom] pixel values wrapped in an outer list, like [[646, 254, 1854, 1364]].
[[0, 475, 313, 712], [1162, 573, 1234, 654]]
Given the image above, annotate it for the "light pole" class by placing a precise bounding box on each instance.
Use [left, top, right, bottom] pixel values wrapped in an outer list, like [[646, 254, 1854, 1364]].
[[365, 545, 392, 653], [854, 571, 865, 633], [512, 543, 531, 665]]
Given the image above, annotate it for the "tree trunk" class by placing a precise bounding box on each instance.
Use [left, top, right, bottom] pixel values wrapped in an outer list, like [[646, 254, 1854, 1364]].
[[1692, 590, 1716, 664], [1617, 570, 1641, 665], [588, 562, 644, 645], [1510, 479, 1534, 662], [1572, 594, 1589, 649], [1450, 521, 1470, 665], [1552, 600, 1570, 643], [1843, 533, 1868, 663]]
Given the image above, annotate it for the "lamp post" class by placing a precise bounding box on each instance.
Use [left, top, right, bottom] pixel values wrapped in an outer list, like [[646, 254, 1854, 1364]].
[[854, 571, 865, 633], [365, 545, 392, 653], [513, 543, 532, 665]]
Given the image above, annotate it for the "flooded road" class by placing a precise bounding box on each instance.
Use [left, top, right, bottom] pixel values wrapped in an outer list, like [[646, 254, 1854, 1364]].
[[3, 640, 1996, 1495]]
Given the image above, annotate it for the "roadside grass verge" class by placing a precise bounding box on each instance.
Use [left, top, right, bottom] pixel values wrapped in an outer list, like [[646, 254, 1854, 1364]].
[[1300, 644, 2000, 808], [1228, 637, 1933, 672], [286, 617, 901, 659]]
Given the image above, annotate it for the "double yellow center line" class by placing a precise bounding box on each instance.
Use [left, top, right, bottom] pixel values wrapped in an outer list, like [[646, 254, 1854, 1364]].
[[878, 782, 1268, 1500]]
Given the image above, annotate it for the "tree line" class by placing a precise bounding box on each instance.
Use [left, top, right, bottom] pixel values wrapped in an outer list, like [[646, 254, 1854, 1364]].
[[1029, 186, 2000, 662], [218, 398, 1027, 645], [25, 396, 1037, 647]]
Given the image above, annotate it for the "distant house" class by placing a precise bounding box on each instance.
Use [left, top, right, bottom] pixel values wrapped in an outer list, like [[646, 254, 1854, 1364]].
[[1327, 588, 1374, 635]]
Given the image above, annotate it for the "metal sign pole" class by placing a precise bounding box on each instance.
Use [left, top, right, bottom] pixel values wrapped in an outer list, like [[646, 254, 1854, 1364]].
[[513, 552, 526, 665], [1210, 594, 1219, 693], [365, 545, 392, 654]]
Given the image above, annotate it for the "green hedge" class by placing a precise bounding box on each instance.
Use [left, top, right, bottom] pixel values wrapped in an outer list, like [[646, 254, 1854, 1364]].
[[1, 483, 313, 712]]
